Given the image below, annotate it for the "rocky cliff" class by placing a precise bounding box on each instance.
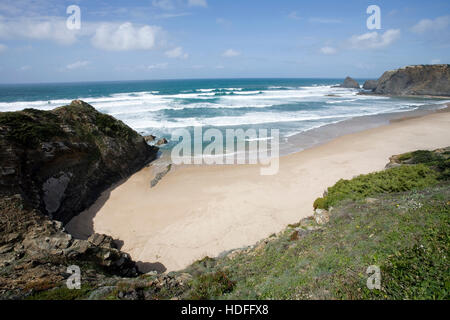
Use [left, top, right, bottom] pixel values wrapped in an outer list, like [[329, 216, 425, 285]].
[[0, 100, 158, 298], [0, 100, 158, 223], [373, 64, 450, 96]]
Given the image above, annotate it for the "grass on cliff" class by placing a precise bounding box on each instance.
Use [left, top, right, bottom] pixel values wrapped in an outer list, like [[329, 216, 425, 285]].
[[26, 284, 93, 300], [313, 149, 449, 210], [0, 110, 65, 147], [95, 113, 138, 140]]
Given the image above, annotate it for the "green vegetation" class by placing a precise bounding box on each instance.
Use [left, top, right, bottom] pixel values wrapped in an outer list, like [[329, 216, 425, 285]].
[[187, 271, 236, 299], [0, 110, 64, 147], [314, 164, 439, 210], [314, 149, 449, 210], [26, 284, 93, 300], [95, 113, 137, 140]]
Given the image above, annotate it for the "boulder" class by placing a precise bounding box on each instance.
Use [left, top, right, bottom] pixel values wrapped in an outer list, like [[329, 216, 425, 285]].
[[144, 135, 156, 143], [314, 209, 330, 225], [374, 65, 450, 96], [88, 233, 117, 249], [363, 80, 378, 91], [340, 77, 360, 89]]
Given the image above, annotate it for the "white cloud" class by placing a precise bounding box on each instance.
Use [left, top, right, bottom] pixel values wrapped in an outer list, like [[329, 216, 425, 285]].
[[188, 0, 207, 7], [411, 15, 450, 34], [91, 22, 162, 51], [0, 43, 6, 52], [320, 46, 337, 55], [349, 29, 400, 49], [288, 11, 301, 20], [431, 59, 441, 64], [19, 65, 31, 71], [0, 17, 79, 45], [147, 63, 168, 70], [165, 46, 188, 59], [66, 60, 90, 70], [222, 48, 240, 57], [215, 65, 225, 69], [152, 0, 175, 10]]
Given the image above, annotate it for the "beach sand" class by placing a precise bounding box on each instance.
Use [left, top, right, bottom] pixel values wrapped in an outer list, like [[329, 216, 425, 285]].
[[66, 107, 450, 272]]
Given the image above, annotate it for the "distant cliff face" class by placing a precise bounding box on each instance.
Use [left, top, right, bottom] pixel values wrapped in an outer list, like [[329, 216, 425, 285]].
[[374, 65, 450, 96], [0, 100, 158, 223]]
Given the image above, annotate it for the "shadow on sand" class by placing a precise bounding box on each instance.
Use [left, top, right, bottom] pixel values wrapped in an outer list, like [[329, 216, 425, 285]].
[[64, 174, 167, 274]]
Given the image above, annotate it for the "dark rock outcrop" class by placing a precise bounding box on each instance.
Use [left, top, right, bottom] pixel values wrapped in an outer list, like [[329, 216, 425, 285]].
[[363, 80, 378, 91], [0, 100, 158, 298], [374, 65, 450, 96], [339, 77, 360, 89], [0, 194, 138, 298], [0, 100, 158, 223]]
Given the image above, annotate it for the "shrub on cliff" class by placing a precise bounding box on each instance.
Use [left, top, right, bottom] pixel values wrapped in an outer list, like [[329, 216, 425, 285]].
[[188, 271, 236, 299], [314, 164, 439, 210]]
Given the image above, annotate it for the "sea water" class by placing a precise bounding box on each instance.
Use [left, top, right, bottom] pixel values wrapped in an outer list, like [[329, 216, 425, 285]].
[[0, 78, 447, 156]]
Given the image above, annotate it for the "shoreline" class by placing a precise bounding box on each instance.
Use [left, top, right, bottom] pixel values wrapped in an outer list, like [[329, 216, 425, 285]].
[[66, 104, 450, 273], [154, 101, 449, 166]]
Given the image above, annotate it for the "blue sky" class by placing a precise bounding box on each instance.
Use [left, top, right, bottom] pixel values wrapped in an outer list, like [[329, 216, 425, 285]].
[[0, 0, 449, 83]]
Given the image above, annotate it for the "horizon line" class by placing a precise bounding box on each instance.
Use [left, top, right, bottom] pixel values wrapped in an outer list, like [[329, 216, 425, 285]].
[[0, 76, 375, 86]]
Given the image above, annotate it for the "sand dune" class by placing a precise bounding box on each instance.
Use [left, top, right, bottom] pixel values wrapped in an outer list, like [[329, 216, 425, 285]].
[[66, 107, 450, 272]]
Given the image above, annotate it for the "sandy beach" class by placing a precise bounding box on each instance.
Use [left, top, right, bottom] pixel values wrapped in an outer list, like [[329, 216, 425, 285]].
[[66, 107, 450, 273]]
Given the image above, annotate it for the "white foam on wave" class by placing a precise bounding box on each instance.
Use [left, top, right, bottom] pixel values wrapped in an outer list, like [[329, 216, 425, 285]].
[[1, 85, 443, 139]]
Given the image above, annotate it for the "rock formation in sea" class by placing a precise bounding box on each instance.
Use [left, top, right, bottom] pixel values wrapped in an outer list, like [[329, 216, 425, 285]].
[[0, 100, 158, 298], [363, 80, 378, 91], [373, 64, 450, 96], [339, 77, 360, 89]]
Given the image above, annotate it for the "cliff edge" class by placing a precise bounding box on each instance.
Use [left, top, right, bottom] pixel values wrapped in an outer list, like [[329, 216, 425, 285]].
[[0, 100, 158, 223], [373, 64, 450, 96], [0, 100, 158, 298]]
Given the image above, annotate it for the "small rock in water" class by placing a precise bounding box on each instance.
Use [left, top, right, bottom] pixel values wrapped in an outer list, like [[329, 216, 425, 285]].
[[156, 138, 168, 146], [144, 135, 156, 143], [339, 76, 360, 89]]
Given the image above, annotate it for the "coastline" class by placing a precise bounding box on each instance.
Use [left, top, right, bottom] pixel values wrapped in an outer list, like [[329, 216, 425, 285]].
[[66, 104, 450, 273]]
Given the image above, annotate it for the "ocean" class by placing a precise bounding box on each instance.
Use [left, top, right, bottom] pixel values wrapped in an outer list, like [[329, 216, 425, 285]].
[[0, 78, 448, 156]]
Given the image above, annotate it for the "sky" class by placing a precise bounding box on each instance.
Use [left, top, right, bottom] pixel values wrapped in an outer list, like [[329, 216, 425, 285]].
[[0, 0, 449, 83]]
